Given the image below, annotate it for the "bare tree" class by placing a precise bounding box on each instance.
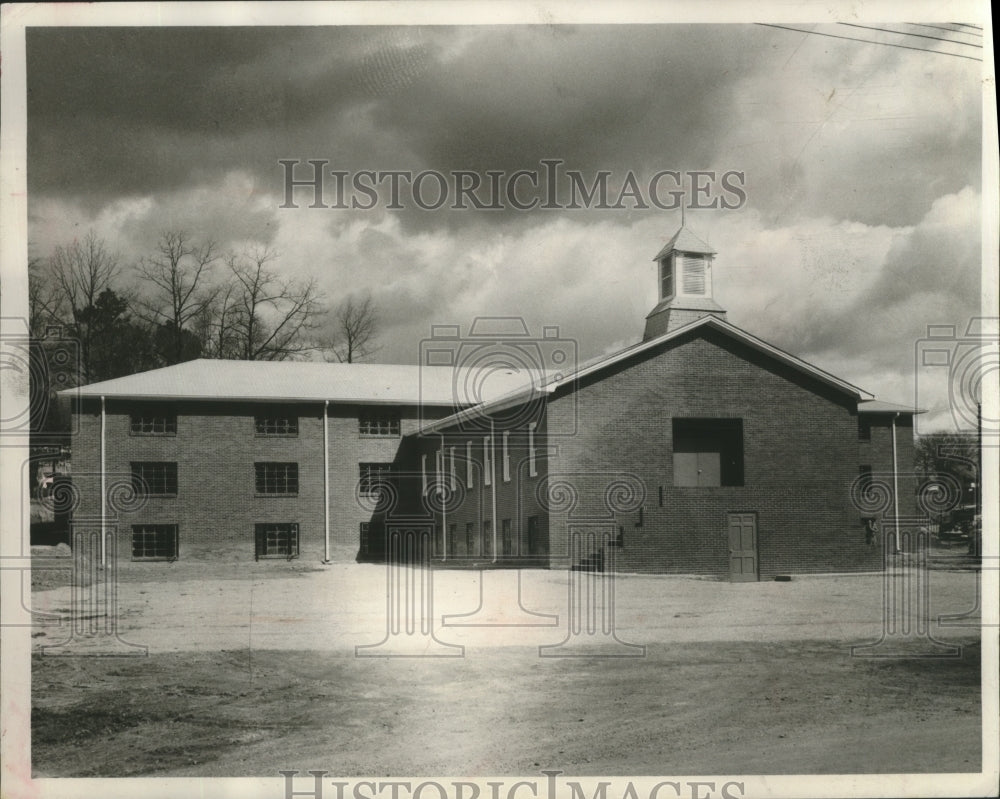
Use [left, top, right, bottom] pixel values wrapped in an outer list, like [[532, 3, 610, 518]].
[[223, 246, 325, 361], [325, 292, 380, 363], [134, 231, 218, 364], [28, 256, 64, 339], [46, 231, 124, 381]]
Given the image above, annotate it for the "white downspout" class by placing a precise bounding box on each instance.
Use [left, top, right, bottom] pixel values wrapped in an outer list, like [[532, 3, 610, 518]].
[[100, 395, 106, 566], [323, 400, 330, 564], [438, 440, 447, 562], [490, 419, 498, 563], [891, 412, 900, 555]]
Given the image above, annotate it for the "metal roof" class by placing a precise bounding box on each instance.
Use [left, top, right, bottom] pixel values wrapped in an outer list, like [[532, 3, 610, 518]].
[[60, 359, 538, 406], [419, 314, 877, 434], [652, 226, 716, 261], [645, 295, 727, 318], [857, 399, 925, 414]]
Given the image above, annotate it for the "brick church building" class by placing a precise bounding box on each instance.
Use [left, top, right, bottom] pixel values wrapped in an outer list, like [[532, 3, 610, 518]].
[[63, 225, 917, 579]]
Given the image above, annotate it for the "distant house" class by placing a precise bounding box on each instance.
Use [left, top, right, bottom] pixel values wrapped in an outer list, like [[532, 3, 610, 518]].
[[62, 225, 918, 579]]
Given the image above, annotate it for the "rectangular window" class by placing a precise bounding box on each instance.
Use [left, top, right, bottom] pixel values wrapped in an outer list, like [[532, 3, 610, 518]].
[[254, 522, 299, 559], [131, 461, 178, 496], [359, 462, 393, 495], [465, 522, 475, 556], [448, 523, 456, 555], [359, 522, 370, 556], [255, 414, 298, 436], [359, 412, 400, 437], [681, 254, 706, 295], [483, 519, 493, 556], [255, 462, 299, 495], [130, 410, 176, 435], [131, 524, 178, 561], [466, 441, 473, 485], [483, 436, 492, 486], [527, 515, 540, 555], [501, 518, 512, 556], [449, 447, 456, 490], [502, 431, 511, 482], [660, 259, 673, 299], [528, 422, 537, 477], [858, 417, 871, 441], [672, 418, 743, 487]]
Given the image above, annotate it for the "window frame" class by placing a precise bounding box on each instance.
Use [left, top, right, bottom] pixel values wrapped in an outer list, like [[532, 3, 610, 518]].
[[131, 461, 178, 497], [254, 522, 300, 560], [358, 411, 401, 438], [131, 524, 178, 561], [359, 521, 370, 556], [255, 413, 299, 437], [659, 258, 674, 300], [129, 410, 177, 436], [359, 462, 394, 496], [254, 461, 299, 496]]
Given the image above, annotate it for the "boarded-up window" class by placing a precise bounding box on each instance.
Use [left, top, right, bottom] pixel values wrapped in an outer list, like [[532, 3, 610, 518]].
[[672, 418, 743, 487], [681, 255, 706, 295]]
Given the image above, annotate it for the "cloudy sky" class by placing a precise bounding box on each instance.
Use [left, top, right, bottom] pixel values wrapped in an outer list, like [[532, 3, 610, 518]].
[[24, 17, 988, 430]]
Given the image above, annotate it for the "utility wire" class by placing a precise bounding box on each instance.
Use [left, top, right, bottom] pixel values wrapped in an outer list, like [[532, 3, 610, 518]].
[[758, 23, 983, 62], [839, 23, 983, 49], [905, 23, 983, 38]]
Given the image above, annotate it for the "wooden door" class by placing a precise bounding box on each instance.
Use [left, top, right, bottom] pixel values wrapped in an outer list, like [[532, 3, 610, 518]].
[[727, 513, 758, 582]]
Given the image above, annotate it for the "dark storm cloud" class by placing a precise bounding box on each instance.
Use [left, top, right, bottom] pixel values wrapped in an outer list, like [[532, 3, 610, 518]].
[[27, 24, 981, 239]]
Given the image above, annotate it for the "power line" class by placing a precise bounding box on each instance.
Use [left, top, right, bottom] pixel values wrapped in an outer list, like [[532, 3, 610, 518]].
[[839, 23, 983, 49], [758, 23, 983, 62], [905, 22, 983, 38]]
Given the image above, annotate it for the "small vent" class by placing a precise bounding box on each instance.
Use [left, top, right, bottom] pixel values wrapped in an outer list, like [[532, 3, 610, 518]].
[[682, 255, 706, 294]]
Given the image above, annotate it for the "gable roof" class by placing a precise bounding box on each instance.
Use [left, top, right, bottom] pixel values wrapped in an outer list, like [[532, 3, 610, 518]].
[[418, 314, 877, 434], [652, 225, 716, 261], [59, 358, 538, 407]]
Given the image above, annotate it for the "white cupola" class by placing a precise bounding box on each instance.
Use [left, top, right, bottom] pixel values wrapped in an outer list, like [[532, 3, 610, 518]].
[[643, 224, 727, 340]]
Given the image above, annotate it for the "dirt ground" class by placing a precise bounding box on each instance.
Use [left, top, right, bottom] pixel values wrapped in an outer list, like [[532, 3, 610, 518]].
[[28, 549, 984, 777]]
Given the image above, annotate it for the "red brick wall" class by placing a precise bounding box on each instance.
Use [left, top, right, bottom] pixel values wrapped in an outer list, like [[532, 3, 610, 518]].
[[71, 399, 453, 562], [544, 328, 890, 577]]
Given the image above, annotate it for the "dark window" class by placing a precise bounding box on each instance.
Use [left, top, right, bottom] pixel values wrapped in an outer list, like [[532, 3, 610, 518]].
[[359, 522, 370, 556], [359, 462, 393, 495], [448, 523, 457, 555], [254, 523, 299, 559], [255, 414, 298, 436], [130, 411, 176, 435], [483, 519, 493, 556], [672, 418, 744, 487], [660, 259, 673, 299], [858, 417, 871, 441], [255, 462, 298, 495], [465, 522, 475, 556], [131, 462, 178, 496], [131, 524, 178, 561], [359, 413, 400, 437], [501, 518, 513, 556], [527, 515, 540, 555]]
